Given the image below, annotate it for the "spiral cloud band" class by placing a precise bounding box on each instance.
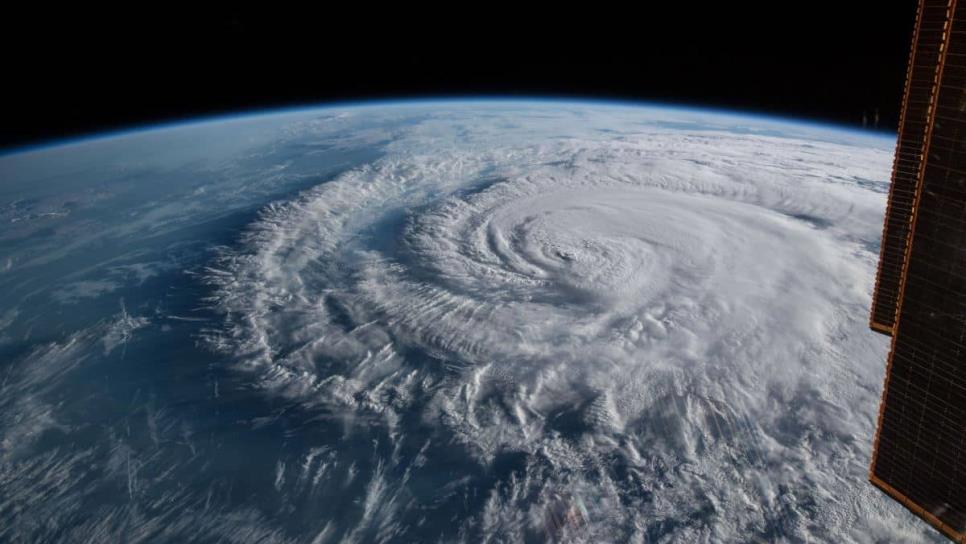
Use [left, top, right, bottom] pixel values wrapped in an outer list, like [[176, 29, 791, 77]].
[[197, 105, 926, 542]]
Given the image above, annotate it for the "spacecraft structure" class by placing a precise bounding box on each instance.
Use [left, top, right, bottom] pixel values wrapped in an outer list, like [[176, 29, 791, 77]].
[[870, 0, 966, 541]]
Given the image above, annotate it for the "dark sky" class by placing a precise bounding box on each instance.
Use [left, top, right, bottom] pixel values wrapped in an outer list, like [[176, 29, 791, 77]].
[[2, 3, 916, 150]]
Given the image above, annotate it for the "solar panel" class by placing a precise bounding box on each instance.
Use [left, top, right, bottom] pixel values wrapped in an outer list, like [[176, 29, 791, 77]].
[[870, 1, 966, 541], [871, 0, 951, 335]]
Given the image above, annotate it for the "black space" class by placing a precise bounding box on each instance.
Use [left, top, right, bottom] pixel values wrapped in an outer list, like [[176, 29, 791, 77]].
[[2, 3, 917, 150]]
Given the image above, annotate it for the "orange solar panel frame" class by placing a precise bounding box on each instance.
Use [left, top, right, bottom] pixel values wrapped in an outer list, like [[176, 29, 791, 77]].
[[871, 0, 952, 336], [869, 1, 966, 542]]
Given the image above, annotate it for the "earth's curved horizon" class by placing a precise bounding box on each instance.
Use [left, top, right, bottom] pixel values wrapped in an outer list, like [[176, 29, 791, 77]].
[[0, 99, 943, 542], [1, 98, 895, 157]]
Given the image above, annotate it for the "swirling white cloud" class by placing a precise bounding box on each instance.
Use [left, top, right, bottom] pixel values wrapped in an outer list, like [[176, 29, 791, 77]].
[[199, 106, 924, 542]]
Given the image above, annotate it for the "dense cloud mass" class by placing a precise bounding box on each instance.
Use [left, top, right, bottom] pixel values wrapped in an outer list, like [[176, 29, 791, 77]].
[[0, 103, 943, 542]]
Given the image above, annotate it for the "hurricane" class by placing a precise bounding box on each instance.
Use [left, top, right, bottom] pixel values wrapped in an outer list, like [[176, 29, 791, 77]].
[[0, 102, 941, 542]]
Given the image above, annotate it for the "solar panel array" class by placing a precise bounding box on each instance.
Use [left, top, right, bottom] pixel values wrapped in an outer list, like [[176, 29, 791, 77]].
[[870, 1, 966, 542], [871, 0, 951, 335]]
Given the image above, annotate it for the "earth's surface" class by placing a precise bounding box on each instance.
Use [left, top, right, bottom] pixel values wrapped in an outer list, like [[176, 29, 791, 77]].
[[0, 101, 944, 543]]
